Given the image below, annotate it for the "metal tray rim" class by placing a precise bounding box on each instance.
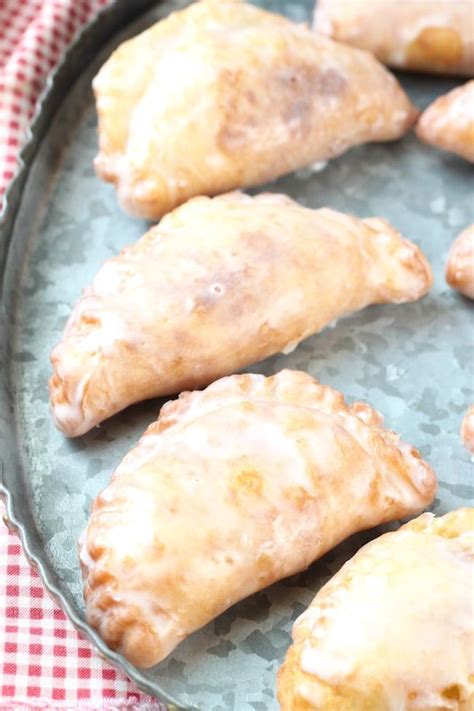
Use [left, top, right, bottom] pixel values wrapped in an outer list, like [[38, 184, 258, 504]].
[[0, 1, 186, 707]]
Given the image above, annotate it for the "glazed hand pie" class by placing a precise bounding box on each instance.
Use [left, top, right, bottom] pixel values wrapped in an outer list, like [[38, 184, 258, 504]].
[[80, 369, 436, 667], [313, 0, 474, 76], [446, 225, 474, 299], [50, 192, 433, 437], [93, 0, 417, 219], [278, 508, 473, 711], [416, 82, 474, 162], [461, 406, 474, 453]]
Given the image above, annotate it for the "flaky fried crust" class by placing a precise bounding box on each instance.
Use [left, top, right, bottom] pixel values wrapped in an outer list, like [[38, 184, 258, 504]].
[[49, 192, 432, 436], [80, 369, 436, 668], [416, 82, 474, 162], [314, 0, 474, 76], [278, 508, 473, 711], [93, 0, 416, 218]]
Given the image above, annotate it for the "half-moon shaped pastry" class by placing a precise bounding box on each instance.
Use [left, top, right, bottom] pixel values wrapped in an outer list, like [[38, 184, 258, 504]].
[[278, 508, 473, 711], [313, 0, 474, 76], [50, 192, 433, 437], [416, 82, 474, 162], [93, 0, 417, 219], [446, 224, 474, 298], [461, 405, 474, 453], [80, 369, 437, 668]]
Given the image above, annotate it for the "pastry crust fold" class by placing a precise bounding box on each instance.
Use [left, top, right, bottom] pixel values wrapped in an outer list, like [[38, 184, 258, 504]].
[[278, 508, 474, 711], [416, 82, 474, 162], [80, 369, 436, 668], [93, 0, 417, 218], [314, 0, 474, 76], [49, 192, 433, 437]]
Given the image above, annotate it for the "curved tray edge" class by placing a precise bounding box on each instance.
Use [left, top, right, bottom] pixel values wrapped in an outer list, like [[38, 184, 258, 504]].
[[0, 2, 192, 708], [0, 475, 185, 709]]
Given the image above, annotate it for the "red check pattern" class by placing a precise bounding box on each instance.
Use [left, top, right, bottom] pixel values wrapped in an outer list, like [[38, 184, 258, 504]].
[[1, 0, 109, 208], [0, 518, 165, 707], [1, 1, 165, 707]]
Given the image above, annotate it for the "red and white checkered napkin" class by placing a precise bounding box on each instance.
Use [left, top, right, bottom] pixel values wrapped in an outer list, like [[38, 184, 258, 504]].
[[0, 0, 107, 206], [0, 518, 166, 708], [0, 1, 166, 707]]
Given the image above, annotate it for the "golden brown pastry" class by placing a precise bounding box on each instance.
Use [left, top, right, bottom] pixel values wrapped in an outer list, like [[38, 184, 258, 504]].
[[50, 192, 433, 437], [416, 82, 474, 162], [314, 0, 474, 76], [461, 405, 474, 453], [278, 508, 474, 711], [80, 369, 437, 668], [93, 0, 417, 219], [446, 224, 474, 298]]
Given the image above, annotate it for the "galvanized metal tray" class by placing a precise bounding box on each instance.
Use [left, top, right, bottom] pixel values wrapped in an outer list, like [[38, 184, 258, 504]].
[[1, 0, 473, 708]]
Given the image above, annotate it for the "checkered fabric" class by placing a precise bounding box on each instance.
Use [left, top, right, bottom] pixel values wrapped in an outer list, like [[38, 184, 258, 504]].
[[0, 512, 165, 707], [0, 0, 109, 208], [0, 1, 166, 706]]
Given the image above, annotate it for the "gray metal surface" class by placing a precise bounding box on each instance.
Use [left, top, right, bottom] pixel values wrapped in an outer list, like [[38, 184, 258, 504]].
[[1, 0, 473, 708]]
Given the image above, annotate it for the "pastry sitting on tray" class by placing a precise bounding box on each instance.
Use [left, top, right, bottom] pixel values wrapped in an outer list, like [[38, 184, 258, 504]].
[[49, 192, 433, 437], [313, 0, 474, 76], [93, 0, 417, 219], [80, 369, 437, 668], [416, 82, 474, 163], [445, 224, 474, 299], [278, 508, 474, 711]]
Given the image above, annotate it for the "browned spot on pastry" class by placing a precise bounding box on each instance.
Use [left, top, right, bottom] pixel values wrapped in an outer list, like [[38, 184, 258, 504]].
[[244, 89, 257, 106], [234, 401, 255, 416], [120, 340, 139, 353], [280, 65, 346, 97], [232, 468, 263, 496], [95, 586, 118, 612], [81, 313, 101, 327], [217, 65, 346, 150], [368, 476, 380, 504], [103, 605, 138, 647], [259, 323, 276, 345], [50, 372, 61, 388], [314, 67, 346, 96], [406, 27, 463, 71], [237, 375, 254, 395], [170, 355, 184, 375], [49, 371, 69, 406], [216, 68, 254, 149], [256, 551, 276, 584], [384, 495, 397, 513], [351, 401, 383, 428], [280, 66, 346, 125], [89, 565, 114, 588], [285, 485, 312, 511], [87, 531, 108, 558], [441, 685, 462, 701], [94, 490, 128, 513], [94, 154, 118, 184]]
